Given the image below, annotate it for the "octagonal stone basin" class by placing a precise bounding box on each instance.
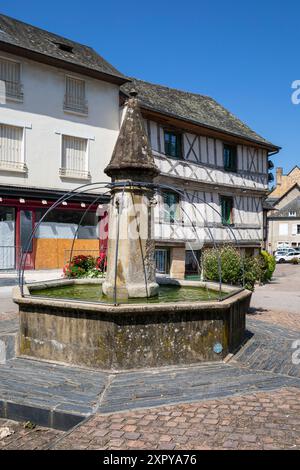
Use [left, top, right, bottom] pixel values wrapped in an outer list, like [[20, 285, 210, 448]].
[[13, 279, 251, 371]]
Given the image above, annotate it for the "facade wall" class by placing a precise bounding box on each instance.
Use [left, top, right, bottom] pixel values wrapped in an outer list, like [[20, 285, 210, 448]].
[[0, 51, 119, 270], [146, 119, 268, 190], [267, 219, 300, 253], [0, 50, 120, 192]]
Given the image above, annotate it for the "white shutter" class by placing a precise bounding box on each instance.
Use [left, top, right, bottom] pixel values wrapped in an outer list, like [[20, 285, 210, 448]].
[[61, 135, 88, 175], [292, 224, 297, 236], [0, 124, 23, 164], [65, 76, 87, 113], [0, 58, 22, 100], [279, 223, 288, 236]]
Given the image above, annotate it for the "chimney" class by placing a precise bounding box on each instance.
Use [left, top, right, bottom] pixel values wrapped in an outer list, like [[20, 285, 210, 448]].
[[276, 167, 283, 186]]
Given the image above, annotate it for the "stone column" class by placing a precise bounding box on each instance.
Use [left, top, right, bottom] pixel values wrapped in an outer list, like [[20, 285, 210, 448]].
[[102, 186, 158, 299], [102, 90, 160, 300]]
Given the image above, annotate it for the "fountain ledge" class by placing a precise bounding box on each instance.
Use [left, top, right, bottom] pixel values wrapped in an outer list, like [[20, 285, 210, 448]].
[[13, 281, 251, 371]]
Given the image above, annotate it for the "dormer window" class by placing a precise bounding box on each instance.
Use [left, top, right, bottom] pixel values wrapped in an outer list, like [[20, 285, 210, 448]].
[[64, 76, 88, 115], [0, 57, 23, 102], [53, 42, 74, 53], [224, 144, 237, 172]]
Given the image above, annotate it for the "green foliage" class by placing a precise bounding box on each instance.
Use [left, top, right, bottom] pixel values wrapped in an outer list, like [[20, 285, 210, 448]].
[[203, 246, 276, 291], [290, 257, 299, 265], [260, 250, 276, 281]]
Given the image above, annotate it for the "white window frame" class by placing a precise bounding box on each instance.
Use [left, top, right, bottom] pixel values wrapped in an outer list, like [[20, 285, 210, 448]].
[[63, 74, 88, 116], [0, 120, 28, 173], [0, 55, 23, 103], [59, 133, 91, 180]]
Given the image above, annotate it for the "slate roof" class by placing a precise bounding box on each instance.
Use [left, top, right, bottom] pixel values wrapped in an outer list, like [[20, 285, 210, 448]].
[[0, 13, 127, 84], [273, 196, 300, 218], [105, 94, 159, 179], [121, 79, 279, 150]]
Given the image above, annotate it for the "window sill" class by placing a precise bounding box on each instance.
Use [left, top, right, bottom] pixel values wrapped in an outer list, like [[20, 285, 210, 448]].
[[165, 154, 183, 161], [59, 168, 91, 180], [63, 107, 88, 117], [0, 162, 27, 173], [4, 95, 24, 104], [221, 222, 235, 227]]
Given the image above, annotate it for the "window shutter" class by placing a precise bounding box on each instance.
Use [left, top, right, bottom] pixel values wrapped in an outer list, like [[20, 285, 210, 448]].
[[0, 124, 23, 163], [0, 58, 22, 100], [65, 76, 87, 113], [62, 135, 87, 172], [292, 224, 297, 236]]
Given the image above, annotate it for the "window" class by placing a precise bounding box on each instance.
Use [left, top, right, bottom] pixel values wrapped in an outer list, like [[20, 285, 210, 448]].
[[155, 248, 169, 274], [162, 191, 180, 223], [0, 57, 23, 101], [164, 131, 182, 159], [220, 196, 234, 225], [0, 207, 16, 269], [298, 225, 300, 235], [60, 135, 90, 179], [289, 211, 296, 217], [0, 123, 25, 171], [279, 223, 288, 236], [64, 76, 88, 114], [223, 144, 237, 172], [35, 209, 98, 239], [185, 250, 201, 277]]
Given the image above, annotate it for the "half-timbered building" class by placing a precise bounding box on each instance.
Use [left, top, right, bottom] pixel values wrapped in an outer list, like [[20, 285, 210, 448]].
[[121, 79, 280, 278]]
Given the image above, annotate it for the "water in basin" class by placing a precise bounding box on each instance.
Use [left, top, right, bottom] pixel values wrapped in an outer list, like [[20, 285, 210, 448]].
[[31, 283, 229, 303]]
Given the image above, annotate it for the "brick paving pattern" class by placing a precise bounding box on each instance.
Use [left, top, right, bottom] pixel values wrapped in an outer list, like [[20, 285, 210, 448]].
[[0, 418, 63, 450], [248, 310, 300, 332], [52, 387, 300, 450]]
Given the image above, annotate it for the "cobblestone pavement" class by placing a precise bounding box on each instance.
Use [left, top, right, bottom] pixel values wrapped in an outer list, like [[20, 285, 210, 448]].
[[3, 387, 300, 450], [248, 309, 300, 331], [50, 387, 300, 450], [0, 418, 63, 450], [0, 264, 299, 450]]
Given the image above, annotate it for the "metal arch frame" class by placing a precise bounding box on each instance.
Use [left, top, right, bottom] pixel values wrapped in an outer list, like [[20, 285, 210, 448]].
[[18, 181, 111, 295], [67, 190, 111, 271], [18, 180, 247, 302], [156, 183, 246, 288]]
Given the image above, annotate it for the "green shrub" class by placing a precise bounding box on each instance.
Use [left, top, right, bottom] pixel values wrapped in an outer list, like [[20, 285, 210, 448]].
[[260, 250, 276, 281], [203, 246, 275, 291], [290, 257, 299, 265]]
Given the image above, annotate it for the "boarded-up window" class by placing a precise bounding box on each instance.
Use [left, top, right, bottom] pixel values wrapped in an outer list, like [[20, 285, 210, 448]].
[[0, 57, 23, 100], [62, 135, 87, 172], [64, 76, 88, 114], [0, 124, 23, 164]]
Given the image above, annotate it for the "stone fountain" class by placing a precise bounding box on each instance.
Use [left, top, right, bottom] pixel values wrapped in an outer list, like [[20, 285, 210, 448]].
[[13, 93, 251, 371], [102, 91, 159, 300]]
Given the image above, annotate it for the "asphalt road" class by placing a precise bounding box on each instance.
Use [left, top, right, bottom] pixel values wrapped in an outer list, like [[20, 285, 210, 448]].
[[250, 263, 300, 315]]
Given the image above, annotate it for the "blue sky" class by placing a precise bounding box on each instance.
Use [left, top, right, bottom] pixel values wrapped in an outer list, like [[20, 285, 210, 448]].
[[1, 0, 300, 174]]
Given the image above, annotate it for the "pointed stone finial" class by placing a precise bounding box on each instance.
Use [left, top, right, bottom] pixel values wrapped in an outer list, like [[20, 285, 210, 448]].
[[104, 94, 159, 181]]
